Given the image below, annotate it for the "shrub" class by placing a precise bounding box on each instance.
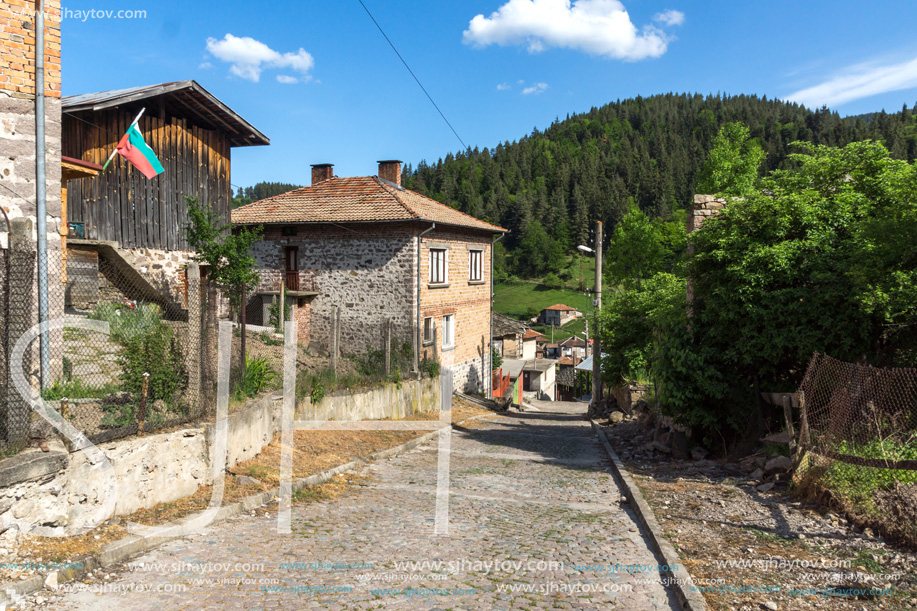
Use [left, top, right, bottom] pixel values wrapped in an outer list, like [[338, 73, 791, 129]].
[[267, 299, 292, 333], [89, 302, 165, 344], [419, 358, 440, 378], [118, 323, 187, 409], [233, 353, 277, 400]]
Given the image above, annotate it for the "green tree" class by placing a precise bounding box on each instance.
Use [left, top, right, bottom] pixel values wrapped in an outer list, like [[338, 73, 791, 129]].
[[696, 122, 766, 197], [184, 196, 263, 311], [605, 201, 686, 292]]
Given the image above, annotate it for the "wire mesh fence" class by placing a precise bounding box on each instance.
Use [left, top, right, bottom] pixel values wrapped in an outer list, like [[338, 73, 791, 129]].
[[0, 234, 219, 452], [796, 352, 917, 542]]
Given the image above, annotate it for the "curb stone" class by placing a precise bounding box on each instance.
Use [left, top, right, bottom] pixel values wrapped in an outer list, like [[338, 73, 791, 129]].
[[591, 420, 708, 611], [0, 412, 499, 606]]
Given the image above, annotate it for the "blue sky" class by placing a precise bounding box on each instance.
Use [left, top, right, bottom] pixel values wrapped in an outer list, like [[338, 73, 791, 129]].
[[62, 0, 917, 189]]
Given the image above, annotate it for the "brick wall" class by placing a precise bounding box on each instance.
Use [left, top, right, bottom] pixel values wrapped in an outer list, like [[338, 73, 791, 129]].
[[0, 0, 62, 232], [0, 0, 61, 98], [418, 229, 492, 394]]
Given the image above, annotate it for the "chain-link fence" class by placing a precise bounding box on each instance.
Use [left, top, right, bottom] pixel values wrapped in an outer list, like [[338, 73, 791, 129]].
[[796, 352, 917, 543], [0, 228, 219, 452]]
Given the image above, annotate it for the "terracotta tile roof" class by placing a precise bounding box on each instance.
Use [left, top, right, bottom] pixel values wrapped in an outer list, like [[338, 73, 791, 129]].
[[231, 175, 506, 232], [544, 304, 577, 311], [522, 329, 544, 340]]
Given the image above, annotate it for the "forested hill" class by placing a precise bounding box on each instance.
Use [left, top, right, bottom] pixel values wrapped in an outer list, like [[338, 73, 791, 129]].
[[401, 93, 917, 269]]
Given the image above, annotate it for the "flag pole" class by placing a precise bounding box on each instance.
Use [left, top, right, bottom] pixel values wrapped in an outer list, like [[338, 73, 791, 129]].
[[102, 107, 146, 171]]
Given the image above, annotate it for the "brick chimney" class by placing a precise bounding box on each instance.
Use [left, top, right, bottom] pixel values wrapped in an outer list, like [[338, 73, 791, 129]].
[[377, 160, 402, 187], [311, 163, 333, 185]]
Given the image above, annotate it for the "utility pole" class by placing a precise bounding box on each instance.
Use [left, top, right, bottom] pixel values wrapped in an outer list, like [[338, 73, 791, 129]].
[[590, 221, 603, 417]]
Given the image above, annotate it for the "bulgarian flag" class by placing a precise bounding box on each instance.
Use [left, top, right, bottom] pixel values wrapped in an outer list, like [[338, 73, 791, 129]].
[[102, 108, 164, 179]]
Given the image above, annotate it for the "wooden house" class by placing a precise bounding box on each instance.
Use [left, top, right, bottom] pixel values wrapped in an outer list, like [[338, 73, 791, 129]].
[[60, 80, 268, 312]]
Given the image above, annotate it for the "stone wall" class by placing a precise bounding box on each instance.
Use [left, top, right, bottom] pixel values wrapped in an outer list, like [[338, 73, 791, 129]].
[[0, 376, 438, 532], [251, 224, 416, 355], [687, 194, 728, 304], [295, 374, 440, 422]]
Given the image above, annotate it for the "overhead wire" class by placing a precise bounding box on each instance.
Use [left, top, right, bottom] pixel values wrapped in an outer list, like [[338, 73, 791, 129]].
[[355, 0, 467, 151]]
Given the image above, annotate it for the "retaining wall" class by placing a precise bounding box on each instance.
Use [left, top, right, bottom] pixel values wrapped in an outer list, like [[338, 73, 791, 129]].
[[0, 376, 438, 532]]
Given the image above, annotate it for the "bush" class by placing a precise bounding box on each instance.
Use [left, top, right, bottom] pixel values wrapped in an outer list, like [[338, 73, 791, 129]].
[[89, 302, 165, 344], [419, 358, 440, 378], [233, 352, 277, 400], [267, 299, 292, 333], [118, 323, 187, 409]]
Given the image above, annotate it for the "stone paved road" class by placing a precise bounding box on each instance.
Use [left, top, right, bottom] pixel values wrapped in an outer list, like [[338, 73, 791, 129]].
[[49, 401, 679, 610]]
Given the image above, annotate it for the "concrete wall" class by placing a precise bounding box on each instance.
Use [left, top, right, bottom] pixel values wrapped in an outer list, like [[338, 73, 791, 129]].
[[296, 374, 439, 421], [0, 376, 438, 533]]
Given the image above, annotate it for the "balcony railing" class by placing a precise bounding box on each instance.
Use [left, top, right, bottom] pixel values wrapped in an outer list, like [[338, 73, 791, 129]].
[[255, 270, 318, 293]]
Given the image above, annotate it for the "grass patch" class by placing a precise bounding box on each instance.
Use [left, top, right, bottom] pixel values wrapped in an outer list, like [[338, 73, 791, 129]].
[[41, 378, 120, 401]]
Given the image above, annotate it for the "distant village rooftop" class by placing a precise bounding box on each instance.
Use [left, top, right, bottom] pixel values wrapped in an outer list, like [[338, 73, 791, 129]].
[[232, 161, 506, 233]]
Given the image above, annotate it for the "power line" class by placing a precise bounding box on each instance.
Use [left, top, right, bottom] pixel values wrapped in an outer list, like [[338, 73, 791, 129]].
[[356, 0, 467, 150]]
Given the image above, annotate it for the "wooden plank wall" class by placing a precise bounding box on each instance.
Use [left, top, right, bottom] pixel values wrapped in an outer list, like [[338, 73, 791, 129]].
[[62, 108, 232, 251]]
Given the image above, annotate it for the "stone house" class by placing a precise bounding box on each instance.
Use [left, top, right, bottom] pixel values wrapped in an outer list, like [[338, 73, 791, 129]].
[[539, 303, 579, 326], [231, 161, 507, 394], [60, 80, 268, 313], [492, 313, 525, 359]]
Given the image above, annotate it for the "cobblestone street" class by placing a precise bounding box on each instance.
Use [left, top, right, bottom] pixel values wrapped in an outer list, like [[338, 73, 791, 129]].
[[49, 401, 679, 610]]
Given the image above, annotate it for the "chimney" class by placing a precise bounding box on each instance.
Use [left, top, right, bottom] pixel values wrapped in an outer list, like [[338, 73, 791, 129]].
[[377, 160, 402, 187], [311, 163, 333, 185]]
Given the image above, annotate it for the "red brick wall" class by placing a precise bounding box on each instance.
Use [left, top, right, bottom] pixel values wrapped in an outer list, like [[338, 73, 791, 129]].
[[418, 229, 492, 391], [0, 0, 61, 98]]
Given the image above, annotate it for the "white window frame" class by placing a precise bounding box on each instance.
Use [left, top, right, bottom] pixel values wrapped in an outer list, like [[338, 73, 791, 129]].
[[468, 249, 483, 282], [423, 316, 434, 344], [429, 248, 448, 284], [442, 314, 455, 349]]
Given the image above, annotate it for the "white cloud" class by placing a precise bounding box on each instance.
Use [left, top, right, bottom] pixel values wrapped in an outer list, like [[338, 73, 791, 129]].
[[785, 55, 917, 108], [653, 9, 684, 26], [198, 61, 212, 70], [205, 34, 314, 83], [497, 82, 511, 90], [276, 75, 299, 84], [522, 82, 548, 95], [462, 0, 676, 61]]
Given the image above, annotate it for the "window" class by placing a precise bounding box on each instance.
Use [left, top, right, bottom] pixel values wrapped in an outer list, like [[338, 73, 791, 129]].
[[469, 249, 483, 281], [442, 314, 455, 349], [281, 226, 297, 236], [430, 248, 448, 284], [423, 317, 434, 344]]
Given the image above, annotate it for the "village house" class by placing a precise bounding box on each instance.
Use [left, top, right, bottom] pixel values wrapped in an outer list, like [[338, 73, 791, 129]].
[[558, 335, 588, 359], [231, 161, 506, 394], [492, 313, 526, 359], [538, 303, 579, 326], [60, 80, 268, 313], [521, 328, 542, 361]]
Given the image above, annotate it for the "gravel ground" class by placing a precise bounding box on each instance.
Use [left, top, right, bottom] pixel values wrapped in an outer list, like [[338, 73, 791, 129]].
[[601, 413, 917, 611]]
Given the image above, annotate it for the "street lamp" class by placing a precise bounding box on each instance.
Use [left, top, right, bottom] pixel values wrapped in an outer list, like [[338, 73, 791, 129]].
[[576, 245, 593, 254]]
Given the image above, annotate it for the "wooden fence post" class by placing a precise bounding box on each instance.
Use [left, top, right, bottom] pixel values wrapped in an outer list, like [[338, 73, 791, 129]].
[[138, 372, 150, 435]]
